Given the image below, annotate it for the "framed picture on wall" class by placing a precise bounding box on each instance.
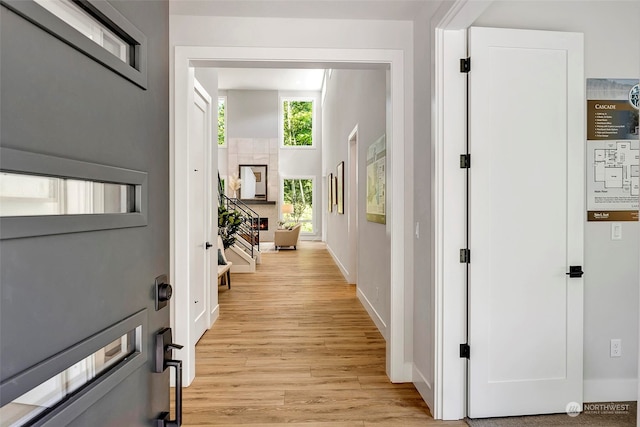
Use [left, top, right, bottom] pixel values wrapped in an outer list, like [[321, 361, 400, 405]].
[[336, 161, 344, 214], [366, 135, 386, 224], [327, 173, 333, 213]]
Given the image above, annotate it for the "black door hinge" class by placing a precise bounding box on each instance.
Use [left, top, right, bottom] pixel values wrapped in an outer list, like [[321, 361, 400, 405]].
[[460, 57, 471, 73], [460, 154, 471, 169], [460, 343, 470, 359], [566, 265, 584, 278], [460, 249, 470, 264]]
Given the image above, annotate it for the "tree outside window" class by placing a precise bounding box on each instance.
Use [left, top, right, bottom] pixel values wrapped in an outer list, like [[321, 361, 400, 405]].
[[282, 99, 313, 146], [218, 97, 226, 146], [283, 178, 313, 233]]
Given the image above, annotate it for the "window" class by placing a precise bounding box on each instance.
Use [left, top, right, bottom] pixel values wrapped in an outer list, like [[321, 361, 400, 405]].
[[282, 178, 314, 233], [281, 98, 314, 147], [218, 96, 227, 146], [0, 147, 147, 239], [0, 172, 136, 217], [0, 329, 137, 426], [4, 0, 148, 88], [34, 0, 129, 63]]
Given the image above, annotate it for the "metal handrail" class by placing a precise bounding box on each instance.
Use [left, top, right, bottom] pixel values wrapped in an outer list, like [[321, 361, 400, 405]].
[[219, 194, 260, 259]]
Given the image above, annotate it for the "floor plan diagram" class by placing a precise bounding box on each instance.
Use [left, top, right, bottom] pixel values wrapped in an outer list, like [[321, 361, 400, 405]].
[[594, 141, 639, 196]]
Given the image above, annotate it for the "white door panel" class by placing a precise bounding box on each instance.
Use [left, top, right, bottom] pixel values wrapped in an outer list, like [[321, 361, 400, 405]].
[[467, 27, 584, 418], [189, 84, 210, 346]]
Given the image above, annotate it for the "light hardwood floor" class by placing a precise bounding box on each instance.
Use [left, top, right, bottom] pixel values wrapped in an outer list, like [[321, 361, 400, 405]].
[[180, 241, 466, 427]]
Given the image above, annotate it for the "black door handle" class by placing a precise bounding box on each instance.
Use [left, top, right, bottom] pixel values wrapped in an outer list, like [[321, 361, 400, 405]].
[[155, 328, 183, 426], [566, 266, 584, 278], [205, 242, 213, 250], [156, 359, 182, 427]]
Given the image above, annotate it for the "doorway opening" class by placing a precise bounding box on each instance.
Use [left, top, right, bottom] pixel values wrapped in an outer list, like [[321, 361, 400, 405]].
[[172, 46, 410, 388], [347, 125, 359, 285]]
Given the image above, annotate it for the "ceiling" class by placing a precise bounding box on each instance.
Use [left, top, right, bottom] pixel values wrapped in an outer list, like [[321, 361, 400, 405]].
[[170, 0, 434, 21], [217, 68, 326, 91]]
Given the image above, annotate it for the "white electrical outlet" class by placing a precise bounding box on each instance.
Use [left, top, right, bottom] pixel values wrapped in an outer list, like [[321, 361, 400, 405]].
[[610, 339, 622, 358], [611, 223, 622, 240]]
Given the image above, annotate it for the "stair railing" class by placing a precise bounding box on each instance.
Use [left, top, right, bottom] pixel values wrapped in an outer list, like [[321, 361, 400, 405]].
[[220, 194, 260, 259]]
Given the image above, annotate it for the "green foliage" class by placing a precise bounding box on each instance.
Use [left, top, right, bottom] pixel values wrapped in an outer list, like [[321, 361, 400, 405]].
[[283, 100, 313, 146], [218, 205, 244, 248], [283, 178, 313, 224], [218, 98, 226, 146]]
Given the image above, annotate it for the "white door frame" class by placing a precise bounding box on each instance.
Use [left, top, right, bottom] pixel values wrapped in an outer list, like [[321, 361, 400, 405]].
[[172, 46, 410, 385], [432, 0, 494, 420]]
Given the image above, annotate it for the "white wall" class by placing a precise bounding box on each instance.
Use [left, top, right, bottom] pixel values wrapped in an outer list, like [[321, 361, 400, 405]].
[[228, 90, 278, 138], [323, 68, 390, 337], [474, 0, 640, 402]]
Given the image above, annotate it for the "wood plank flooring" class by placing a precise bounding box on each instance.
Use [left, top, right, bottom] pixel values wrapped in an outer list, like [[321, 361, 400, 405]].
[[180, 241, 466, 426]]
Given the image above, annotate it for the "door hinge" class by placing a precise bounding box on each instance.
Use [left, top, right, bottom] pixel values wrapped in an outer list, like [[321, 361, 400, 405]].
[[460, 248, 471, 264], [460, 154, 471, 169], [460, 343, 470, 359], [566, 265, 584, 278], [460, 57, 471, 73]]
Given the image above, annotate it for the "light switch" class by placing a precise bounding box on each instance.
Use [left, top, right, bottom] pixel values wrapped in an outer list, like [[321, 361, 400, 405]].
[[611, 223, 622, 240]]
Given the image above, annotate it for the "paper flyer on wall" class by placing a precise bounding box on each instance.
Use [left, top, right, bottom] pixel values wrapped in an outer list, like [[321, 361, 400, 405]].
[[586, 78, 639, 221]]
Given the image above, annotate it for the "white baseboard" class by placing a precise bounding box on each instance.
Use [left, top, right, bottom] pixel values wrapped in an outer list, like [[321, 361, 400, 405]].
[[584, 378, 638, 402], [326, 243, 349, 281], [209, 304, 219, 329], [413, 364, 435, 413], [356, 287, 388, 340]]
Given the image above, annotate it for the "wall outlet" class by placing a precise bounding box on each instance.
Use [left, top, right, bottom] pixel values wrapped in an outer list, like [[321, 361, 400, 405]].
[[610, 339, 622, 358], [611, 223, 622, 240]]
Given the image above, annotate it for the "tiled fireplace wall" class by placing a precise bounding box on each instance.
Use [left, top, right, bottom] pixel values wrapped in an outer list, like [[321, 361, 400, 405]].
[[227, 138, 279, 202], [227, 138, 279, 242]]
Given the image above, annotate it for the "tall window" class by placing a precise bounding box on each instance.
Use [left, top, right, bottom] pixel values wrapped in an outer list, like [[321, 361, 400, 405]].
[[282, 98, 313, 147], [283, 178, 314, 233], [218, 96, 226, 146]]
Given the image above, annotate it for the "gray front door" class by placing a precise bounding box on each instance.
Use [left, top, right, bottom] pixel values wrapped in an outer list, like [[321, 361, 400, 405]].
[[1, 1, 172, 425]]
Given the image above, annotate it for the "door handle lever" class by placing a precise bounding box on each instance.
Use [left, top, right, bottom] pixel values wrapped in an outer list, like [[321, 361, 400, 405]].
[[205, 242, 213, 249], [166, 343, 184, 351]]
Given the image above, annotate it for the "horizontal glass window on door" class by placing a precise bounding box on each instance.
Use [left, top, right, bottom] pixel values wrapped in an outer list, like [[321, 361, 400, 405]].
[[0, 330, 136, 427], [0, 172, 136, 216], [34, 0, 130, 63]]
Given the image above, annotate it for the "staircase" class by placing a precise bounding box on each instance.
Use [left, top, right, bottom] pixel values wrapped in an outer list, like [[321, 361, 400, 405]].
[[219, 194, 261, 272]]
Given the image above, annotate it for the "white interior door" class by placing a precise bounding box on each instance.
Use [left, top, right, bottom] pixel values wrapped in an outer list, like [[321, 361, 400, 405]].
[[189, 80, 212, 346], [467, 27, 584, 418]]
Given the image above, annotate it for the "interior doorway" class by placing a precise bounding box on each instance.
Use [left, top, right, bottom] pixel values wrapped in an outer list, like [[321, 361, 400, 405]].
[[172, 45, 410, 386], [347, 125, 359, 285]]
